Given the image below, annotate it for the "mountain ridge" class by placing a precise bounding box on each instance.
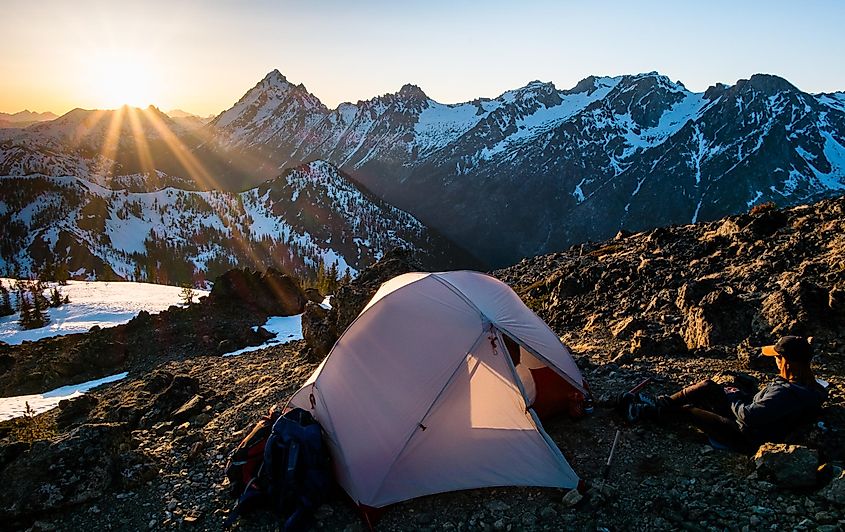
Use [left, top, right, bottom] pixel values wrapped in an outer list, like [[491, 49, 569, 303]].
[[203, 69, 845, 266], [2, 70, 844, 272], [0, 160, 478, 283]]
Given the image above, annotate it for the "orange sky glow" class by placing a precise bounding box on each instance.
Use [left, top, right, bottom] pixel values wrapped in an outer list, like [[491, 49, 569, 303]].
[[2, 0, 843, 118]]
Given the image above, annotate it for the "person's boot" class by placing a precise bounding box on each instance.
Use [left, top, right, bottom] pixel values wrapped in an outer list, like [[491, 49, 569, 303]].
[[635, 392, 661, 420]]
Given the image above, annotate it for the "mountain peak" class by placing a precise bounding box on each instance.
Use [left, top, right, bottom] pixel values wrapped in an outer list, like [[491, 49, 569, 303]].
[[566, 75, 621, 96], [263, 69, 288, 85], [398, 83, 427, 101], [620, 72, 687, 93], [747, 73, 798, 93]]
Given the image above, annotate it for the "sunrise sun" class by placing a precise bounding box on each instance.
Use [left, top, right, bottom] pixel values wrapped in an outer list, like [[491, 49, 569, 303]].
[[83, 51, 158, 109]]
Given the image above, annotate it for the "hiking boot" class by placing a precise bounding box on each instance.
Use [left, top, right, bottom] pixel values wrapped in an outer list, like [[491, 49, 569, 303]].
[[617, 392, 646, 422], [635, 393, 661, 420]]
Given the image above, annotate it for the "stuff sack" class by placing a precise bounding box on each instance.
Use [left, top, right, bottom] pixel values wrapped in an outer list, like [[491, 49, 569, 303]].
[[224, 406, 281, 497]]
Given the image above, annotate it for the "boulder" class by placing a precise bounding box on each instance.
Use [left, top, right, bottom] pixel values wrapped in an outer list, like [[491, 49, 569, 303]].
[[629, 331, 687, 357], [760, 280, 829, 336], [0, 423, 130, 524], [135, 374, 201, 429], [752, 443, 819, 488], [819, 469, 845, 507], [209, 268, 306, 316], [610, 317, 644, 339], [675, 278, 719, 311], [303, 288, 323, 304], [301, 302, 335, 361], [682, 289, 753, 349], [742, 209, 788, 238], [171, 394, 204, 423], [56, 395, 99, 430], [332, 249, 423, 333], [301, 249, 422, 359]]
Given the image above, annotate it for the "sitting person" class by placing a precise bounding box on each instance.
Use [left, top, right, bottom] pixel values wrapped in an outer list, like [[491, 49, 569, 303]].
[[627, 336, 827, 452]]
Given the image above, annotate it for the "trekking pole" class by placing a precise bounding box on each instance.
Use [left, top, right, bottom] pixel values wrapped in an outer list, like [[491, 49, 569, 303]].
[[627, 377, 653, 396], [602, 429, 621, 482]]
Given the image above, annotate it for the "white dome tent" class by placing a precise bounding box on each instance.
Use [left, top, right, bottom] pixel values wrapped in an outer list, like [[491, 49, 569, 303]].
[[288, 271, 588, 510]]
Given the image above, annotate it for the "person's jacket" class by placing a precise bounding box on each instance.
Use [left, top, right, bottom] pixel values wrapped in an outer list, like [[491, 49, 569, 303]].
[[730, 377, 827, 443]]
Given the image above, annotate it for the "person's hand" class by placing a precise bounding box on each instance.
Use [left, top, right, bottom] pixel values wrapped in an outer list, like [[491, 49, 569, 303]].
[[724, 386, 739, 394]]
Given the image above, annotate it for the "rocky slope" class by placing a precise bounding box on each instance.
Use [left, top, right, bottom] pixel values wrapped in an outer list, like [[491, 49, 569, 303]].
[[0, 160, 477, 283], [1, 198, 844, 531], [208, 70, 845, 267]]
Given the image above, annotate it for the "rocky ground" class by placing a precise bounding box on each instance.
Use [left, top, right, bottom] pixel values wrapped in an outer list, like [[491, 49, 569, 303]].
[[1, 199, 845, 531]]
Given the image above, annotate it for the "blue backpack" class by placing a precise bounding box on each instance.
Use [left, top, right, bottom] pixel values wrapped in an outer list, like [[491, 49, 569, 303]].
[[224, 408, 332, 530]]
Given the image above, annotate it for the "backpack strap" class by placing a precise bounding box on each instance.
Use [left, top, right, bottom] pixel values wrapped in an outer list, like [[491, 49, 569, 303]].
[[285, 440, 300, 486], [223, 474, 265, 528]]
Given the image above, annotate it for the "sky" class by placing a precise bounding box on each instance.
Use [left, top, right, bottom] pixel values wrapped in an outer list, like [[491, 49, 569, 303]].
[[1, 0, 844, 117]]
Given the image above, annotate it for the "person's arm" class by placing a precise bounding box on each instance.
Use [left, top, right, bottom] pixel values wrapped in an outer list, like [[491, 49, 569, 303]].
[[731, 385, 797, 428]]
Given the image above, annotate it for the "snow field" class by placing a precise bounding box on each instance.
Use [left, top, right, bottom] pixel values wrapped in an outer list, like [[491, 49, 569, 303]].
[[0, 279, 209, 345]]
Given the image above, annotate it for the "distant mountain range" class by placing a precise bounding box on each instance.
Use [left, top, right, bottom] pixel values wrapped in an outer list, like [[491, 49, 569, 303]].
[[1, 70, 844, 278], [0, 110, 57, 129]]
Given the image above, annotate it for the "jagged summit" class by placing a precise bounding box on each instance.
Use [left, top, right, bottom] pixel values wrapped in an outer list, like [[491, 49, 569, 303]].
[[745, 73, 800, 93], [397, 83, 428, 101], [261, 68, 289, 86]]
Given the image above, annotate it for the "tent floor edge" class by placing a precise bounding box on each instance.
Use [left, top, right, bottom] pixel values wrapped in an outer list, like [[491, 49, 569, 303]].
[[577, 478, 588, 494], [357, 502, 387, 530]]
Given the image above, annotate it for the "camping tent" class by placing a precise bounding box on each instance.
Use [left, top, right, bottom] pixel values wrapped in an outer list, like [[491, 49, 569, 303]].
[[288, 271, 588, 509]]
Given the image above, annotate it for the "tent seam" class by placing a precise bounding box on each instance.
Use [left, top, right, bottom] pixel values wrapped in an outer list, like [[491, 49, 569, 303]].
[[433, 273, 587, 395]]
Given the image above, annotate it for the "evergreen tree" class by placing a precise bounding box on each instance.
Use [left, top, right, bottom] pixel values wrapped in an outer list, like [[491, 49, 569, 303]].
[[50, 287, 63, 307], [32, 283, 49, 311], [55, 263, 70, 285], [0, 283, 12, 317], [179, 284, 196, 306], [326, 261, 339, 294], [18, 291, 33, 329], [29, 286, 49, 329], [340, 268, 352, 287]]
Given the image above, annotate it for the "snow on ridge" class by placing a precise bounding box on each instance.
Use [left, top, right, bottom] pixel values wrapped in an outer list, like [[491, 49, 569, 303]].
[[816, 93, 845, 113], [477, 77, 625, 162], [414, 101, 489, 157]]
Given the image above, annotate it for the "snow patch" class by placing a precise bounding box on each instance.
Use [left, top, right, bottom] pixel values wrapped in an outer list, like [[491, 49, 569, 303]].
[[0, 372, 128, 421], [222, 314, 303, 357]]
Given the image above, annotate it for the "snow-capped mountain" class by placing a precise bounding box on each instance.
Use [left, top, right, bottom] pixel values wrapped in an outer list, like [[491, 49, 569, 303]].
[[208, 71, 845, 267], [3, 70, 844, 270], [0, 160, 472, 283]]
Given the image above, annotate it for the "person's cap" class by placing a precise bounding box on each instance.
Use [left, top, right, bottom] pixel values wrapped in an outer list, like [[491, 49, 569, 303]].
[[761, 336, 813, 362]]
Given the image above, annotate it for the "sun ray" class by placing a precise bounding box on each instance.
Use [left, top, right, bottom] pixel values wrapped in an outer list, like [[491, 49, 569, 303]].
[[141, 109, 222, 190], [140, 109, 267, 270], [69, 109, 108, 150], [98, 105, 126, 179], [126, 106, 156, 178]]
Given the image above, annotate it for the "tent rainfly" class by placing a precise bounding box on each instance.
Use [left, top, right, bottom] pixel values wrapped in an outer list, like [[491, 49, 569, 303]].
[[288, 271, 589, 509]]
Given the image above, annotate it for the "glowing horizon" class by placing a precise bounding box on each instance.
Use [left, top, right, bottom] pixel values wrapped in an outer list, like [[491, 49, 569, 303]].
[[2, 0, 844, 117]]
